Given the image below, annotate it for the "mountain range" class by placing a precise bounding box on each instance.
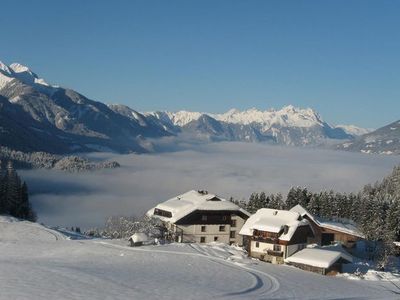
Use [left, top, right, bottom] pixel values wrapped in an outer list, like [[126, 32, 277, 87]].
[[144, 107, 370, 146], [1, 60, 395, 156], [0, 61, 171, 153]]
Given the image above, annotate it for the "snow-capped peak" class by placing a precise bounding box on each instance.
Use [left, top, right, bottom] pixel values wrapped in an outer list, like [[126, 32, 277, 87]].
[[0, 60, 12, 75], [211, 105, 324, 128], [282, 104, 296, 112], [0, 61, 14, 90], [154, 105, 327, 130], [225, 108, 240, 115], [0, 60, 52, 89], [335, 124, 372, 136], [9, 63, 33, 74], [166, 110, 204, 126]]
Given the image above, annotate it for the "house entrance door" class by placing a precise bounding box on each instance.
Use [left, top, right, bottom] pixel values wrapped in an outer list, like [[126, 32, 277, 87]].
[[321, 233, 334, 246]]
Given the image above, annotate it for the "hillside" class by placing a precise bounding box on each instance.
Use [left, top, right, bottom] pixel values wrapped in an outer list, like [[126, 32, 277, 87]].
[[337, 120, 400, 155], [0, 146, 120, 171], [0, 216, 398, 299], [0, 61, 171, 154]]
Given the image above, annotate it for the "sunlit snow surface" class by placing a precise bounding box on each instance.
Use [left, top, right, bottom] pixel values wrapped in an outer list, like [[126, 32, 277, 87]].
[[0, 217, 399, 300]]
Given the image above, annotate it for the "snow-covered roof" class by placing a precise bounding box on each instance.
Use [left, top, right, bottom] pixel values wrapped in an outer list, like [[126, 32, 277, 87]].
[[290, 205, 364, 238], [129, 233, 148, 243], [290, 205, 311, 219], [317, 220, 364, 238], [147, 190, 250, 223], [239, 208, 309, 241], [285, 245, 353, 269]]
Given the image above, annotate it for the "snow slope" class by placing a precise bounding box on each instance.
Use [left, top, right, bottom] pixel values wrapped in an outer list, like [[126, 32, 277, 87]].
[[335, 124, 372, 137], [0, 217, 399, 299], [337, 119, 400, 155], [212, 106, 323, 128], [0, 60, 52, 90]]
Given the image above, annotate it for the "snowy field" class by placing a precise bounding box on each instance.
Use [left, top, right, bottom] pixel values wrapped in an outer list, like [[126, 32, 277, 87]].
[[1, 217, 399, 300]]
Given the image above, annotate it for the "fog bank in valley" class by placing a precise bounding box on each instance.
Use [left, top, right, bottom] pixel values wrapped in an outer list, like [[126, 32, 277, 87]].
[[21, 142, 400, 228]]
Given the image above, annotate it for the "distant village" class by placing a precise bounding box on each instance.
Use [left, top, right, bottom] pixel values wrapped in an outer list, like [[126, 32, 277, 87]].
[[143, 189, 395, 276]]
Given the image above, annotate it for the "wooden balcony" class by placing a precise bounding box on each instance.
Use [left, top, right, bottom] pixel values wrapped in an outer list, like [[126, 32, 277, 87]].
[[253, 236, 279, 244], [266, 250, 284, 257]]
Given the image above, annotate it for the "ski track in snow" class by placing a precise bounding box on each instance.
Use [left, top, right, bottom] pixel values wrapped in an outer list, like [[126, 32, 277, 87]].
[[98, 241, 281, 299], [188, 243, 282, 298], [0, 218, 66, 241]]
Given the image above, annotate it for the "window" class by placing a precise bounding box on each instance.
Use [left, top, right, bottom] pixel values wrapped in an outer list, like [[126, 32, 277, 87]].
[[219, 225, 225, 232], [153, 208, 172, 218], [231, 219, 237, 227], [214, 236, 218, 241], [230, 231, 236, 238], [200, 237, 206, 243], [255, 241, 260, 248], [201, 226, 206, 232], [201, 215, 207, 221], [273, 244, 281, 252]]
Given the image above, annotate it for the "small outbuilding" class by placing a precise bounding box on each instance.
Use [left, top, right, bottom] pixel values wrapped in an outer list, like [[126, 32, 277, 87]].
[[128, 233, 149, 247], [285, 245, 353, 275]]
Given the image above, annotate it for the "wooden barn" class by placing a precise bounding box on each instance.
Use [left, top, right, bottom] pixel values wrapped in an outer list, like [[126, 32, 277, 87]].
[[290, 205, 364, 249]]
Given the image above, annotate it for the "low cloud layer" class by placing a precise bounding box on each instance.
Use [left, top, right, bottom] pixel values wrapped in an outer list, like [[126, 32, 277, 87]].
[[21, 142, 400, 228]]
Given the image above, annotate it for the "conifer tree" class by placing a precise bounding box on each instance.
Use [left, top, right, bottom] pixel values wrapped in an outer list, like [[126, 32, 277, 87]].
[[0, 161, 5, 214], [272, 193, 285, 210], [247, 192, 260, 213], [307, 193, 321, 216], [259, 192, 269, 209], [285, 187, 299, 209], [298, 188, 311, 208], [0, 161, 36, 221], [386, 199, 400, 241], [4, 161, 21, 215]]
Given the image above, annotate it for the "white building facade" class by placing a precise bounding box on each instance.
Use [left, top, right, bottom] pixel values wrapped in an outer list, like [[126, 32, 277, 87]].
[[239, 208, 314, 264], [147, 190, 250, 245]]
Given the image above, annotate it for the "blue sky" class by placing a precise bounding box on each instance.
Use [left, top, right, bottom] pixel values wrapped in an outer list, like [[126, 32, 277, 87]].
[[1, 0, 399, 128]]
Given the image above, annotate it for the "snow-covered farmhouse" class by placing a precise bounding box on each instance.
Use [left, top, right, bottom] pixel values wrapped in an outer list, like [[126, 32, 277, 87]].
[[290, 205, 364, 250], [239, 208, 314, 264], [147, 190, 250, 245]]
